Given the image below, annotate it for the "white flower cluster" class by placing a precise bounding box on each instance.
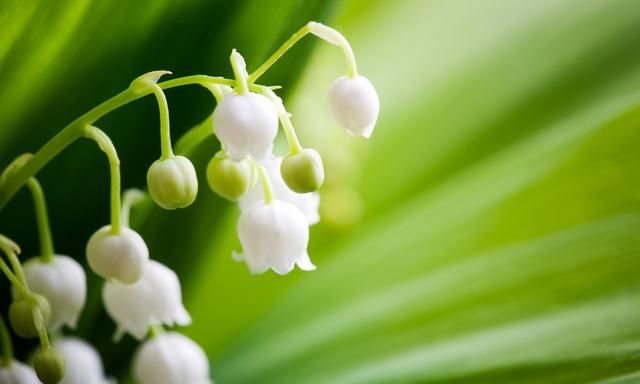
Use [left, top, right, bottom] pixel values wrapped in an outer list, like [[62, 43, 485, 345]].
[[206, 47, 379, 275], [83, 222, 209, 384], [0, 21, 376, 384]]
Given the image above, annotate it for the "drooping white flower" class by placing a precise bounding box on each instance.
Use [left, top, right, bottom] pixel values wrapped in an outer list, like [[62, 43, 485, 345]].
[[239, 156, 320, 225], [22, 255, 86, 331], [133, 332, 211, 384], [212, 91, 279, 161], [54, 338, 113, 384], [86, 225, 149, 284], [103, 260, 191, 340], [0, 360, 40, 384], [327, 75, 380, 138], [235, 199, 315, 275]]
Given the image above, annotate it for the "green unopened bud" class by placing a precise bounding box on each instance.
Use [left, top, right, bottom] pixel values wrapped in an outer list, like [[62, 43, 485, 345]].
[[281, 148, 324, 193], [147, 155, 198, 210], [206, 152, 253, 201], [9, 295, 51, 338], [34, 348, 65, 384]]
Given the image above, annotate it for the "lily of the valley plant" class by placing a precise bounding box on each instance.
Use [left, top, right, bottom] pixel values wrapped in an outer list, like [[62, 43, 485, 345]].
[[0, 22, 379, 384]]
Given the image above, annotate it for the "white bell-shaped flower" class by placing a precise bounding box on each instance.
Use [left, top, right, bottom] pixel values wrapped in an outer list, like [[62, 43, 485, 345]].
[[235, 199, 315, 275], [327, 75, 380, 138], [0, 360, 40, 384], [133, 332, 211, 384], [22, 255, 86, 331], [103, 260, 191, 340], [54, 338, 113, 384], [213, 91, 279, 161], [86, 225, 149, 284], [239, 156, 320, 225]]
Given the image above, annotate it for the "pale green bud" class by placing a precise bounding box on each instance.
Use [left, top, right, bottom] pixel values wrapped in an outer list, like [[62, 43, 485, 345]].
[[9, 295, 51, 338], [34, 347, 65, 384], [147, 155, 198, 210], [206, 152, 253, 201], [281, 148, 324, 193]]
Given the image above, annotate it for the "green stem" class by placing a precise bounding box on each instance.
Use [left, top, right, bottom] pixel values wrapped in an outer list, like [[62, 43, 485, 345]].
[[250, 159, 275, 204], [0, 315, 13, 367], [257, 87, 303, 153], [0, 75, 236, 211], [121, 189, 145, 228], [150, 84, 174, 159], [230, 50, 249, 95], [32, 306, 50, 349], [84, 126, 121, 234], [249, 21, 358, 83], [26, 178, 54, 262]]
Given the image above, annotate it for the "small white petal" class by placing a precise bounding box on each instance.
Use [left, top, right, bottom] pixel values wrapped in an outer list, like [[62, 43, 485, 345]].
[[327, 75, 380, 138], [0, 360, 40, 384], [86, 226, 149, 284], [55, 338, 113, 384], [22, 255, 86, 331], [213, 92, 278, 161], [239, 156, 320, 225], [237, 200, 314, 275], [296, 254, 317, 271], [133, 332, 211, 384], [103, 260, 191, 340]]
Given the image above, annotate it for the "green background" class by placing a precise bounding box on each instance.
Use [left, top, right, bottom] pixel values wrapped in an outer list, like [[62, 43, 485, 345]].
[[1, 0, 639, 383]]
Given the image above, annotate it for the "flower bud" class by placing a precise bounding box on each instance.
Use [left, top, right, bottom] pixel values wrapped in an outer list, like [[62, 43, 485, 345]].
[[235, 200, 315, 275], [281, 148, 324, 193], [103, 260, 191, 340], [206, 153, 253, 201], [0, 360, 40, 383], [9, 295, 51, 338], [133, 332, 211, 384], [212, 92, 278, 161], [55, 338, 111, 384], [86, 225, 149, 284], [240, 156, 320, 225], [327, 75, 379, 138], [147, 155, 198, 209], [22, 255, 86, 331], [34, 348, 65, 384]]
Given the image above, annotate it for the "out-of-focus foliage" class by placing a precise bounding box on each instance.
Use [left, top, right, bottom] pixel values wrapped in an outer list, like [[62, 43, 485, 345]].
[[1, 0, 640, 383]]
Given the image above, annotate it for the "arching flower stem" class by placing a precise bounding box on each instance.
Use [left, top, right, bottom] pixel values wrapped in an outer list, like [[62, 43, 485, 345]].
[[249, 158, 275, 204], [84, 126, 122, 235], [248, 21, 358, 83], [257, 86, 303, 154], [26, 178, 55, 263]]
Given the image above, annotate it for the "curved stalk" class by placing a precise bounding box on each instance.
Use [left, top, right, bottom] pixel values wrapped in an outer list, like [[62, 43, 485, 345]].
[[26, 178, 54, 262], [84, 126, 122, 234], [0, 75, 235, 210], [249, 21, 358, 83]]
